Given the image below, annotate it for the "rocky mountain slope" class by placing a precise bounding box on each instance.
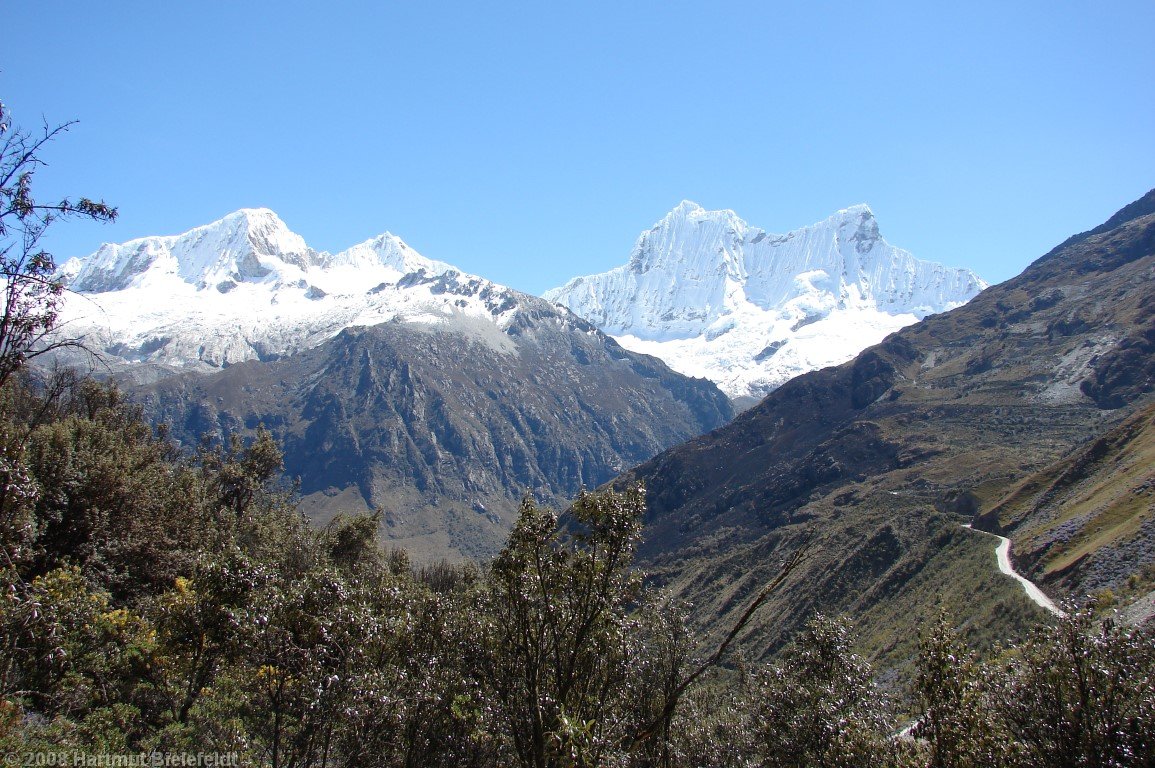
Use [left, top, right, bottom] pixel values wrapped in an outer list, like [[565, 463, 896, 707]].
[[605, 189, 1155, 665], [56, 208, 491, 377], [135, 303, 731, 562], [52, 209, 733, 561], [547, 202, 986, 402], [980, 398, 1155, 603]]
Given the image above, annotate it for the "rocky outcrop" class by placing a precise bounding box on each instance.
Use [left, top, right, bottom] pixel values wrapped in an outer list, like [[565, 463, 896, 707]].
[[547, 201, 985, 398], [607, 189, 1155, 664]]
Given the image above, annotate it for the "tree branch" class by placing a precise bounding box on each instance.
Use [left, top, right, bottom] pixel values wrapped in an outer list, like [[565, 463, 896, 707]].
[[628, 544, 809, 748]]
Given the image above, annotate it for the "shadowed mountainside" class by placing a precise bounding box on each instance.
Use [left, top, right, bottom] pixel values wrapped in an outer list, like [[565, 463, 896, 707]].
[[611, 189, 1155, 666], [132, 297, 732, 562]]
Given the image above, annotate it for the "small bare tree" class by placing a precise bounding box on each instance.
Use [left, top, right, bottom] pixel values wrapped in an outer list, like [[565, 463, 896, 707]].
[[0, 98, 116, 388]]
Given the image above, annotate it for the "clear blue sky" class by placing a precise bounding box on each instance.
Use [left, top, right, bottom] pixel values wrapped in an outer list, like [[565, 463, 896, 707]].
[[4, 1, 1152, 295]]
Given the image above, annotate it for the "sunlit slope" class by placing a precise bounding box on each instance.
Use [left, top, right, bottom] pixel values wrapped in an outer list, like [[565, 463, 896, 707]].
[[983, 399, 1155, 600], [610, 189, 1155, 666]]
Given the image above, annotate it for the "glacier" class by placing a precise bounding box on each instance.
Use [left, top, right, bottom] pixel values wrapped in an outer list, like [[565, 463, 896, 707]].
[[544, 201, 987, 401], [53, 208, 524, 375], [54, 202, 985, 403]]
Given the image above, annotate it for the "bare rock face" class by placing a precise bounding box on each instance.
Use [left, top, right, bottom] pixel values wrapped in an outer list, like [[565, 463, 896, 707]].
[[135, 296, 732, 562], [546, 201, 986, 400], [609, 190, 1155, 666]]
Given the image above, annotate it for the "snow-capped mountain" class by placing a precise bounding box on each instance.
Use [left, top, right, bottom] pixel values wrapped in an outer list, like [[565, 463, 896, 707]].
[[52, 208, 735, 560], [545, 201, 986, 401], [55, 209, 521, 374], [56, 202, 986, 404]]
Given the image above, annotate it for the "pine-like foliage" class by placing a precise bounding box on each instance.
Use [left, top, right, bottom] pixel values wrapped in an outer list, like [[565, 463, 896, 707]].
[[1, 374, 1152, 767]]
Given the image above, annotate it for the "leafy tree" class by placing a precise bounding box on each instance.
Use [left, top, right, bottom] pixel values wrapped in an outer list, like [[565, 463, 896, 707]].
[[0, 565, 161, 745], [476, 488, 804, 768], [669, 669, 756, 768], [0, 417, 38, 570], [481, 488, 648, 767], [201, 428, 286, 519], [999, 609, 1155, 768], [914, 612, 1019, 768], [0, 99, 116, 387], [324, 510, 383, 573], [750, 614, 898, 768], [18, 379, 222, 598]]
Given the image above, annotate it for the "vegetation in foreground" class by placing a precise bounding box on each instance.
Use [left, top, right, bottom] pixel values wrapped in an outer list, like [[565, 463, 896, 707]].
[[0, 373, 1152, 767], [2, 96, 1152, 766]]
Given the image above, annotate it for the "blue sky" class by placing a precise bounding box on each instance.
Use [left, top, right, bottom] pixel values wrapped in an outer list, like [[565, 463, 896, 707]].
[[4, 1, 1152, 296]]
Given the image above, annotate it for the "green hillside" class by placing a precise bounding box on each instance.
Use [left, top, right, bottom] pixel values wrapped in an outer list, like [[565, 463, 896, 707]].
[[615, 190, 1155, 667]]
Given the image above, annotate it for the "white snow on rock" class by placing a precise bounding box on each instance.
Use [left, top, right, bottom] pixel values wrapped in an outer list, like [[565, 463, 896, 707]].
[[55, 209, 523, 372], [545, 202, 986, 401], [56, 202, 986, 400]]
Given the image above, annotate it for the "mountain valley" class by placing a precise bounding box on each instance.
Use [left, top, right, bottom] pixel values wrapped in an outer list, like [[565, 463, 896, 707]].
[[608, 189, 1155, 663], [43, 190, 1155, 655], [51, 200, 982, 562]]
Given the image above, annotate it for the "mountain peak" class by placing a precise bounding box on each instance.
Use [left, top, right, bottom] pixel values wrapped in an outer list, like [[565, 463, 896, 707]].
[[188, 207, 297, 247], [836, 202, 874, 217], [669, 199, 706, 217], [222, 204, 302, 238], [828, 204, 881, 252], [623, 201, 745, 278], [661, 200, 743, 228], [547, 202, 986, 399], [64, 208, 313, 292], [219, 206, 282, 225]]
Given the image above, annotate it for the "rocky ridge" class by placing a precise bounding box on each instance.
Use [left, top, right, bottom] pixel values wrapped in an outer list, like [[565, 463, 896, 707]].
[[547, 201, 986, 401], [55, 208, 503, 376], [605, 189, 1155, 665], [136, 299, 732, 562]]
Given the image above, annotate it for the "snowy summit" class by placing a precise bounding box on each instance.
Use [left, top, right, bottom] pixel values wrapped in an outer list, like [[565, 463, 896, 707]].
[[54, 209, 523, 377], [545, 202, 986, 401], [54, 203, 985, 402]]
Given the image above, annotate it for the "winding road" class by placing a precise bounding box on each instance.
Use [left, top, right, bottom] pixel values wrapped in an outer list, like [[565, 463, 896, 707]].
[[966, 524, 1066, 618], [895, 525, 1067, 741], [896, 525, 1067, 740]]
